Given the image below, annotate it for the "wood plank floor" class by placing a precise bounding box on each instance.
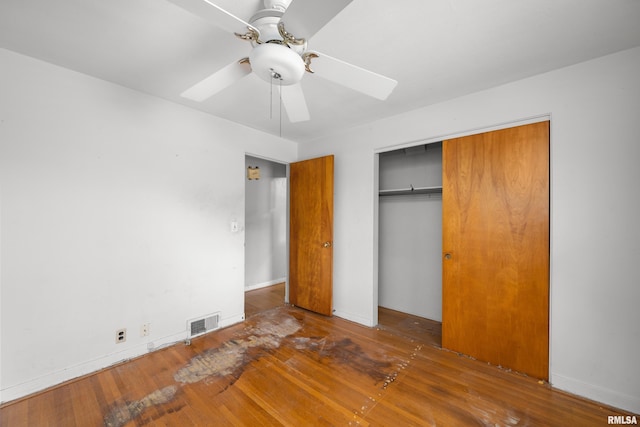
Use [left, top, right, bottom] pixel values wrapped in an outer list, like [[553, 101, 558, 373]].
[[245, 282, 286, 318], [1, 284, 636, 426]]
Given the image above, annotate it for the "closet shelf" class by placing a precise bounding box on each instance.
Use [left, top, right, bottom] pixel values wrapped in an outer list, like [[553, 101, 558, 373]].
[[379, 186, 443, 196]]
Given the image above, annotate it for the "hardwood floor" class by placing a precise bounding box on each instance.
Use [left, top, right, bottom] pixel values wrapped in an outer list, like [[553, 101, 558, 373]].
[[244, 282, 286, 318], [377, 306, 442, 347], [1, 285, 636, 426]]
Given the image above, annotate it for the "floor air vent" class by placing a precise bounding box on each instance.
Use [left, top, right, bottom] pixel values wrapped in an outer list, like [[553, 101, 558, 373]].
[[188, 313, 220, 337]]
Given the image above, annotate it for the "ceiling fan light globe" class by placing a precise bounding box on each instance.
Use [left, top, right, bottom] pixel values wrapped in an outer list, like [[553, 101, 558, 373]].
[[249, 43, 305, 86]]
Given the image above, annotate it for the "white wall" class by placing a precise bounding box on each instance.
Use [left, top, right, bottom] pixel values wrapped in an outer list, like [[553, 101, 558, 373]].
[[244, 156, 287, 290], [0, 188, 3, 404], [0, 48, 297, 403], [299, 47, 640, 413]]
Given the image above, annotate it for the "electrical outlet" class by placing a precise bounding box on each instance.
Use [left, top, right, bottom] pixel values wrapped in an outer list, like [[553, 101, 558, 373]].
[[140, 323, 150, 337], [116, 328, 126, 344]]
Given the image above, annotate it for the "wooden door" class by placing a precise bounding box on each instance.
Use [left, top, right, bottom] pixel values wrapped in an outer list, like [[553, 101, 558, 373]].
[[442, 121, 549, 379], [289, 155, 334, 316]]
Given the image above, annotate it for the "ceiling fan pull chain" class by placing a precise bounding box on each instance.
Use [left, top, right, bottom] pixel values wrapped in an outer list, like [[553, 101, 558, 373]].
[[279, 77, 283, 138], [170, 0, 397, 125]]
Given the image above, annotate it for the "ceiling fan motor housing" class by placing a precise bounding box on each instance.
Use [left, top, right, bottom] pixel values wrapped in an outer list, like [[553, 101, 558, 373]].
[[249, 43, 305, 85], [248, 4, 306, 86]]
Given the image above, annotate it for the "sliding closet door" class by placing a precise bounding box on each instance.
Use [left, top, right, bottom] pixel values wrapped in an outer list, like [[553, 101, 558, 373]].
[[442, 121, 549, 379]]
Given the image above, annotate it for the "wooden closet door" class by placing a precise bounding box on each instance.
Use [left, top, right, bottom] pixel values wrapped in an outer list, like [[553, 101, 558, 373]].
[[442, 121, 549, 379]]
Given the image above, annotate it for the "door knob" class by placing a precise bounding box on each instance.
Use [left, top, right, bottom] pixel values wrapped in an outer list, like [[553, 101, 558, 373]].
[[323, 241, 332, 248]]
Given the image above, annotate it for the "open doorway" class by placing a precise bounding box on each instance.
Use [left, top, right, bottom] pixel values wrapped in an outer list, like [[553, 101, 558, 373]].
[[377, 142, 443, 343], [244, 155, 287, 317]]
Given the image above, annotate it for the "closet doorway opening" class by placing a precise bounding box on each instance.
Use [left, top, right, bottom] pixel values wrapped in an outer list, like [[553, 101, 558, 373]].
[[376, 119, 549, 377], [377, 142, 443, 343], [244, 155, 288, 318]]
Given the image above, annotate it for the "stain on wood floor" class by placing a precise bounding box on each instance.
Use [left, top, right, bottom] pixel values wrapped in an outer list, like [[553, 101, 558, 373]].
[[2, 301, 636, 426]]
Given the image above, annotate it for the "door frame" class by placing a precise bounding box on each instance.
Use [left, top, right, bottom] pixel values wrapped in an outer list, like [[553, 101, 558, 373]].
[[243, 153, 291, 308], [373, 114, 552, 355], [243, 153, 336, 312]]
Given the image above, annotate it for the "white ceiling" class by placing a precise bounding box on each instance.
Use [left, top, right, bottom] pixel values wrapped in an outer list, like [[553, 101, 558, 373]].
[[2, 0, 640, 143]]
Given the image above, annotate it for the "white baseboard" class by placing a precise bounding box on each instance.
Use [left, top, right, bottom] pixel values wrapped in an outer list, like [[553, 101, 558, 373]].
[[333, 309, 375, 327], [245, 277, 286, 292], [1, 330, 186, 404], [219, 313, 245, 328], [551, 373, 640, 414], [1, 314, 245, 405]]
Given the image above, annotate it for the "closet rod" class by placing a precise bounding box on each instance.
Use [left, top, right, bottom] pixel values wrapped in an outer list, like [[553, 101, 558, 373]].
[[379, 185, 443, 196]]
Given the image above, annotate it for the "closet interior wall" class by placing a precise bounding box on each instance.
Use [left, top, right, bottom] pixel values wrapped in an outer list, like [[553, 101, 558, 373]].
[[378, 142, 443, 321]]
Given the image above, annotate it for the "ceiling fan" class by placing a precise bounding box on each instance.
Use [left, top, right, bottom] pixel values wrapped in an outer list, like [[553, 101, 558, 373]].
[[168, 0, 398, 122]]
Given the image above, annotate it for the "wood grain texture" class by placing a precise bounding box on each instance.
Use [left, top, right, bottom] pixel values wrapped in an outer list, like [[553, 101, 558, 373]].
[[442, 121, 550, 379], [378, 306, 441, 346], [245, 282, 286, 318], [289, 155, 334, 316], [2, 300, 635, 426]]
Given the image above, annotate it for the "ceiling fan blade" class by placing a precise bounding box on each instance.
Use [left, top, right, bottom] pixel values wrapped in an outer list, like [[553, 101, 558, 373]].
[[280, 0, 353, 40], [166, 0, 257, 35], [279, 83, 310, 123], [181, 59, 251, 102], [309, 51, 398, 100]]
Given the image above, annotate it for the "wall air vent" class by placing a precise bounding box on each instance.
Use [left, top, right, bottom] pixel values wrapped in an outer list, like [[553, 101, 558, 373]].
[[188, 313, 220, 337]]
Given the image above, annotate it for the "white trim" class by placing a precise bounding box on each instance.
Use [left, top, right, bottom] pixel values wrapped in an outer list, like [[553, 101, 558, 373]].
[[0, 187, 3, 405], [218, 313, 244, 329], [244, 277, 286, 292], [374, 114, 551, 154], [373, 114, 554, 381], [334, 309, 376, 328], [0, 313, 245, 405], [551, 373, 640, 414], [243, 152, 289, 166], [0, 329, 185, 404]]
